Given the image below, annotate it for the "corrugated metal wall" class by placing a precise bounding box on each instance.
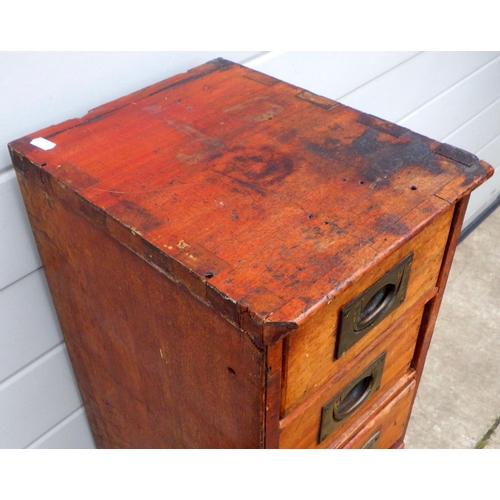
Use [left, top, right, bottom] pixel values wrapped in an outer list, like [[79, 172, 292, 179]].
[[1, 51, 499, 448]]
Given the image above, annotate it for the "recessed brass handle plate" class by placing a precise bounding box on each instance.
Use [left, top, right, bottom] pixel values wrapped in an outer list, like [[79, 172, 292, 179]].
[[336, 253, 413, 358], [319, 353, 386, 443]]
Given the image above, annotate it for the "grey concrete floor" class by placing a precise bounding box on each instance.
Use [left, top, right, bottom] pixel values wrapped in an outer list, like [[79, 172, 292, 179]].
[[405, 204, 500, 449]]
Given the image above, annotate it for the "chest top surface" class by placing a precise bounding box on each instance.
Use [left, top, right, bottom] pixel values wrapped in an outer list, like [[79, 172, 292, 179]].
[[9, 58, 493, 345]]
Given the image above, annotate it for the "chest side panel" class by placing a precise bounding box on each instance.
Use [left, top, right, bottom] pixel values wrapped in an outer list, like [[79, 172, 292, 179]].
[[16, 163, 265, 449]]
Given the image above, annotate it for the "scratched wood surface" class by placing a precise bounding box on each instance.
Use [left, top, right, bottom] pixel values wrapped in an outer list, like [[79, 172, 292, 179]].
[[8, 58, 494, 348]]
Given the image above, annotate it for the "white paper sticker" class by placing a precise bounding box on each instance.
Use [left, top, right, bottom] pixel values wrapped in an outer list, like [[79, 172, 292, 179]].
[[30, 137, 56, 151]]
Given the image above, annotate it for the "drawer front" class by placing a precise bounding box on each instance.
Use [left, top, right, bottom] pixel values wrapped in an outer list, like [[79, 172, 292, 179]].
[[328, 374, 416, 449], [278, 303, 424, 448], [282, 207, 453, 415]]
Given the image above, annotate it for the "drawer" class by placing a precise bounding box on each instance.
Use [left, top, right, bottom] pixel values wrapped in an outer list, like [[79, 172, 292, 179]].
[[281, 206, 453, 415], [278, 301, 425, 448], [328, 373, 416, 449]]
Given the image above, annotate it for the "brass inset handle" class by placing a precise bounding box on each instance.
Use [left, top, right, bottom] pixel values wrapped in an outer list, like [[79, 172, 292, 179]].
[[334, 375, 374, 420], [336, 253, 413, 358], [355, 283, 397, 331], [318, 352, 386, 443]]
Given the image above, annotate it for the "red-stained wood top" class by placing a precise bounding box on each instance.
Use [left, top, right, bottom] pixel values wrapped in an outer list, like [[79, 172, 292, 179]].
[[9, 58, 494, 347]]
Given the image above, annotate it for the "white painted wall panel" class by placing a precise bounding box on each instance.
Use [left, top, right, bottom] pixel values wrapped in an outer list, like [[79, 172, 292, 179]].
[[444, 98, 500, 154], [28, 408, 95, 449], [0, 344, 83, 448], [247, 51, 418, 100], [0, 169, 41, 290], [465, 176, 500, 227], [464, 134, 500, 226], [340, 52, 499, 123], [0, 269, 63, 383], [445, 98, 500, 226], [478, 134, 500, 172], [400, 56, 500, 139]]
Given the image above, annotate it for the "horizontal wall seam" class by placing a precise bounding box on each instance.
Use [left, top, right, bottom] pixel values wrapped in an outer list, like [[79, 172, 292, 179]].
[[396, 53, 500, 125], [0, 265, 43, 294], [336, 51, 422, 101], [442, 95, 500, 149], [25, 406, 86, 449], [0, 341, 66, 388]]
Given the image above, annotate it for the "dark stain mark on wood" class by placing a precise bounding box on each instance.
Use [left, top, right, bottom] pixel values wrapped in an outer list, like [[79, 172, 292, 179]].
[[212, 57, 234, 70], [434, 143, 479, 167], [53, 163, 100, 190], [302, 137, 342, 160], [178, 147, 224, 165], [45, 106, 129, 140], [216, 146, 294, 194], [107, 199, 164, 233], [236, 147, 294, 184], [295, 90, 338, 110], [216, 170, 267, 196], [78, 198, 107, 229], [242, 71, 279, 87], [148, 59, 233, 97], [357, 113, 409, 138], [373, 213, 409, 236], [278, 128, 298, 143], [324, 220, 346, 234], [300, 225, 325, 240], [304, 125, 445, 187], [457, 160, 491, 187], [349, 128, 444, 184], [141, 239, 174, 276]]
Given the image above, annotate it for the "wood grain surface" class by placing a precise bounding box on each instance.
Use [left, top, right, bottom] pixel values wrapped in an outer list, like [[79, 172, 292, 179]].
[[9, 58, 494, 347]]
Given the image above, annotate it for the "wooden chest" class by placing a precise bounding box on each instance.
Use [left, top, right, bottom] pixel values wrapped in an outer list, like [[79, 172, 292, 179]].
[[8, 59, 493, 448]]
